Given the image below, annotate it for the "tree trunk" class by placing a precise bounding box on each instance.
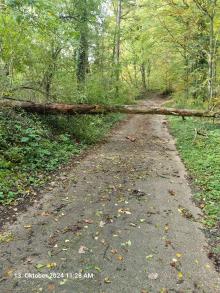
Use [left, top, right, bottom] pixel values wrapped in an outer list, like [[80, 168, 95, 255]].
[[1, 98, 219, 118], [208, 15, 215, 105], [115, 0, 122, 97], [76, 0, 89, 87], [140, 63, 147, 92]]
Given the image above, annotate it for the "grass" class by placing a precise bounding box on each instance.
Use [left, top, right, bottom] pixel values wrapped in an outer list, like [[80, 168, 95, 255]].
[[168, 116, 220, 227], [0, 109, 123, 205]]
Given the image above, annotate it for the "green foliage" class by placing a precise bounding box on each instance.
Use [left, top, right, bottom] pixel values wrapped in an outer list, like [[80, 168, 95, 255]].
[[0, 109, 122, 204], [69, 114, 123, 144], [169, 117, 220, 227]]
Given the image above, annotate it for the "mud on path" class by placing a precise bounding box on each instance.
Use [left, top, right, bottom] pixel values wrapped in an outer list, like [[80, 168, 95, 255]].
[[0, 95, 219, 293]]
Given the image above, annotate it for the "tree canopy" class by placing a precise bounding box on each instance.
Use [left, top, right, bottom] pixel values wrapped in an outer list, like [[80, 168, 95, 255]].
[[0, 0, 220, 107]]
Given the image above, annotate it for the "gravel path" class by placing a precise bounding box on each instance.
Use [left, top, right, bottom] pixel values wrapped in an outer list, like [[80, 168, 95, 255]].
[[0, 96, 219, 293]]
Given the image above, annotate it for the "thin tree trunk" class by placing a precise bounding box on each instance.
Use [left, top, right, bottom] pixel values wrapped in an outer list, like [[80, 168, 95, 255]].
[[115, 0, 122, 97], [140, 63, 147, 92], [208, 15, 215, 105]]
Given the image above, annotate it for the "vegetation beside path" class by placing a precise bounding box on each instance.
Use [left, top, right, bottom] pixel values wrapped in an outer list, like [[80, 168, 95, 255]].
[[169, 112, 220, 269], [0, 109, 123, 205]]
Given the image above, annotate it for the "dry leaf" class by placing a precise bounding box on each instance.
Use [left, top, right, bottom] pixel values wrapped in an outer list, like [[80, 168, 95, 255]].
[[118, 208, 131, 215], [164, 224, 169, 232], [104, 277, 111, 284], [78, 245, 88, 254], [24, 225, 32, 229], [170, 258, 178, 268], [126, 136, 136, 142], [83, 219, 93, 224], [99, 221, 105, 227], [129, 223, 137, 227], [41, 211, 50, 217], [3, 268, 14, 278], [168, 189, 176, 196], [47, 263, 57, 269], [116, 255, 124, 261]]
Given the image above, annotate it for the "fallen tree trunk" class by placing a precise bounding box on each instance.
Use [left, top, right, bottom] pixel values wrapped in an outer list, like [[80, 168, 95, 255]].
[[0, 98, 220, 118]]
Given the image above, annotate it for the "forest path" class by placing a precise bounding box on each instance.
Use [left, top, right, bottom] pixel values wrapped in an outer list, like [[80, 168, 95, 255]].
[[0, 94, 219, 293]]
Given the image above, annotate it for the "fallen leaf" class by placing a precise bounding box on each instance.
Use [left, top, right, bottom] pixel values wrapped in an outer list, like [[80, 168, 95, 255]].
[[146, 254, 154, 260], [99, 221, 105, 228], [104, 277, 111, 284], [101, 239, 106, 245], [78, 245, 88, 254], [0, 232, 14, 243], [168, 189, 176, 196], [111, 249, 118, 255], [41, 211, 50, 217], [170, 258, 178, 268], [95, 210, 103, 217], [24, 225, 32, 229], [59, 279, 67, 285], [178, 271, 183, 280], [129, 223, 137, 227], [26, 257, 33, 263], [176, 253, 182, 258], [178, 206, 194, 220], [118, 208, 131, 215], [165, 240, 172, 247], [47, 263, 57, 269], [35, 264, 46, 270], [3, 268, 14, 278], [116, 255, 124, 261], [126, 136, 136, 142], [148, 273, 158, 280], [164, 224, 169, 232], [83, 219, 93, 224]]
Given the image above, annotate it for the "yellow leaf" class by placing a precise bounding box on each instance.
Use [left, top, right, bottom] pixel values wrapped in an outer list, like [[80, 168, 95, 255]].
[[24, 225, 32, 229], [47, 263, 57, 269], [178, 271, 183, 279], [104, 277, 111, 284], [116, 255, 124, 261]]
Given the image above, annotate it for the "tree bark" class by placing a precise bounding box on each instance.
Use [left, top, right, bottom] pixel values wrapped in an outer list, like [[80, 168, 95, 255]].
[[76, 0, 89, 87], [115, 0, 122, 97], [140, 63, 147, 92], [1, 98, 219, 118]]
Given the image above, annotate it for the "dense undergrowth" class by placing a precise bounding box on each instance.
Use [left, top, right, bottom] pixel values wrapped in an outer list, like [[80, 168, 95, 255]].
[[169, 116, 220, 228], [0, 109, 123, 205]]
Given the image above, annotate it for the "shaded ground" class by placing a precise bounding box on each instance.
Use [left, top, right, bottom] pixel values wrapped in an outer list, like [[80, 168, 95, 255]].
[[0, 95, 219, 292]]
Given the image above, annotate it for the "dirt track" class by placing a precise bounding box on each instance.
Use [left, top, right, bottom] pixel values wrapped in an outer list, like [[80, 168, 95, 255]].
[[0, 96, 219, 293]]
